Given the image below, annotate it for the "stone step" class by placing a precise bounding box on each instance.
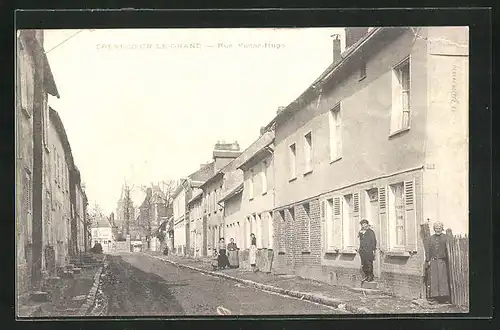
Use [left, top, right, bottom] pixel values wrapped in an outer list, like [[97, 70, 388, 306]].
[[30, 291, 50, 303]]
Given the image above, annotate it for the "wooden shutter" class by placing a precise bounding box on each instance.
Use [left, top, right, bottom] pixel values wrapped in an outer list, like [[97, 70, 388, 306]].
[[404, 179, 418, 252], [379, 186, 388, 251], [321, 200, 327, 252], [350, 192, 360, 249], [332, 196, 342, 250]]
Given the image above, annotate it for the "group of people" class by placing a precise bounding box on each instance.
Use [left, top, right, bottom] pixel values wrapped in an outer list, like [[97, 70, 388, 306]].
[[358, 219, 451, 305], [212, 233, 258, 271]]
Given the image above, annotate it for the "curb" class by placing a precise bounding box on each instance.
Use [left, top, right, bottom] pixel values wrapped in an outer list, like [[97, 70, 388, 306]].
[[77, 265, 103, 316], [149, 255, 372, 314]]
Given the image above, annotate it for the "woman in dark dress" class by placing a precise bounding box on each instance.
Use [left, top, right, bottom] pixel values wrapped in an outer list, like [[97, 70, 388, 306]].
[[217, 237, 230, 269], [425, 221, 450, 304], [358, 219, 377, 282], [227, 238, 239, 268]]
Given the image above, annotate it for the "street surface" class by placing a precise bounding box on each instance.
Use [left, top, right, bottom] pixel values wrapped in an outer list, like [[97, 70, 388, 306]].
[[101, 252, 341, 316]]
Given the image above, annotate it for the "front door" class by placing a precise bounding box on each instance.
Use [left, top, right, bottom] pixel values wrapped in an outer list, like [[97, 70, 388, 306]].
[[366, 188, 381, 279]]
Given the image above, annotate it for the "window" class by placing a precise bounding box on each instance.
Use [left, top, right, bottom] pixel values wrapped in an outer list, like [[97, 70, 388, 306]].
[[303, 203, 311, 251], [329, 104, 342, 161], [360, 61, 367, 80], [255, 213, 261, 248], [267, 212, 273, 249], [248, 170, 254, 200], [304, 132, 313, 174], [342, 193, 359, 251], [389, 183, 405, 247], [391, 57, 411, 133], [324, 198, 342, 251], [261, 162, 267, 194], [289, 143, 297, 180]]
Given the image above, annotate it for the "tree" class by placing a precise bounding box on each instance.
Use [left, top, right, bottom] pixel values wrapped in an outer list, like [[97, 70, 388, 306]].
[[123, 184, 133, 236]]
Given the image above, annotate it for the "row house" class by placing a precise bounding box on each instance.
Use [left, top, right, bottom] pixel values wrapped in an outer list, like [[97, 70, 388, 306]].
[[71, 168, 89, 254], [219, 129, 275, 252], [172, 162, 213, 256], [16, 29, 60, 295], [199, 142, 241, 256], [263, 26, 468, 298]]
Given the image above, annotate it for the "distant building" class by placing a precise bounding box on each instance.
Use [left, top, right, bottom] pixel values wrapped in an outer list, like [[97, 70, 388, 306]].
[[91, 215, 114, 253]]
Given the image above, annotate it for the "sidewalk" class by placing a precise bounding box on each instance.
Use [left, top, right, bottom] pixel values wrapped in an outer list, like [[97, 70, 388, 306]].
[[147, 252, 466, 314], [17, 254, 105, 318]]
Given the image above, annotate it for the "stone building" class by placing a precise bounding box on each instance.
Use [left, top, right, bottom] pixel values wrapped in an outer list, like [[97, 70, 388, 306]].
[[263, 27, 469, 298], [16, 29, 59, 295]]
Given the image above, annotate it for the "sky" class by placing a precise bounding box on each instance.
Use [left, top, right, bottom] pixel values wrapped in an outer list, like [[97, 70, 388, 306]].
[[44, 28, 346, 215]]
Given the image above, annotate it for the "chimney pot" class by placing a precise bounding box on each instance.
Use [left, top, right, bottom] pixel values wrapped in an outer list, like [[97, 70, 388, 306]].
[[331, 33, 342, 64]]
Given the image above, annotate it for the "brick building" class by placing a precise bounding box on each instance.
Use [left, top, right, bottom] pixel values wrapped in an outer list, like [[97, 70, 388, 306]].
[[264, 27, 469, 298]]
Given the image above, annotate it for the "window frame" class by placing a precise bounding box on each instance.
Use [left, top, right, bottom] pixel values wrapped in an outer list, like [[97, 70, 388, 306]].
[[329, 104, 342, 163], [261, 161, 268, 195], [303, 132, 313, 175], [248, 169, 254, 200], [388, 182, 406, 250], [288, 143, 297, 181], [303, 203, 311, 252], [390, 56, 411, 136]]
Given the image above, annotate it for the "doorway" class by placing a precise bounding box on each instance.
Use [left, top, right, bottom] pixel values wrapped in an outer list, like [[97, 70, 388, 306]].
[[365, 188, 381, 279]]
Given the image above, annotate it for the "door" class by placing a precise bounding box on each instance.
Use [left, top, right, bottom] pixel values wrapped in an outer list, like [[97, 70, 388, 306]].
[[366, 188, 381, 279]]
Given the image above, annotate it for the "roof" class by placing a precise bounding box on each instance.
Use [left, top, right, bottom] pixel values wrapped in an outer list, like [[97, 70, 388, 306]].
[[49, 107, 75, 171], [264, 27, 395, 130], [187, 188, 203, 205], [219, 182, 244, 203], [19, 31, 60, 98], [237, 130, 275, 171], [94, 215, 112, 228]]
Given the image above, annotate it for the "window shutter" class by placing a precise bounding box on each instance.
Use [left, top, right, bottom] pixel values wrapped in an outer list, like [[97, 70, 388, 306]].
[[379, 186, 388, 251], [404, 180, 418, 252], [321, 200, 327, 252], [332, 196, 342, 250], [350, 192, 360, 249]]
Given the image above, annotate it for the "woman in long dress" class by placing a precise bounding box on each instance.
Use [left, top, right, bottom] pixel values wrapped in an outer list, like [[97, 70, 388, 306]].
[[249, 233, 257, 272], [425, 221, 450, 304], [217, 237, 230, 269], [227, 238, 239, 268]]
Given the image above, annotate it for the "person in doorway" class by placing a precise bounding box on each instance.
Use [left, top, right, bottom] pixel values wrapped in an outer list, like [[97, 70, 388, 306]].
[[358, 219, 377, 282], [217, 237, 230, 269], [249, 233, 258, 272], [425, 221, 450, 304]]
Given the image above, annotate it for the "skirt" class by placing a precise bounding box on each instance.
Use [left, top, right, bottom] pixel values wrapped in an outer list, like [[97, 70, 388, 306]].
[[228, 250, 239, 267], [427, 258, 450, 298], [249, 245, 257, 265], [218, 249, 229, 268]]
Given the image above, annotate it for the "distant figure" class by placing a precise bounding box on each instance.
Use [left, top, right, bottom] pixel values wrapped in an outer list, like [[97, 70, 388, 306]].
[[227, 238, 239, 268], [249, 233, 257, 272], [358, 219, 377, 282], [217, 238, 230, 269], [211, 249, 219, 270], [425, 222, 450, 304], [163, 245, 169, 256], [92, 241, 103, 254]]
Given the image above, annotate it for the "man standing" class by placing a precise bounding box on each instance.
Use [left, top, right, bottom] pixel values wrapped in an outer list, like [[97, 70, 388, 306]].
[[425, 221, 450, 304], [358, 219, 377, 282]]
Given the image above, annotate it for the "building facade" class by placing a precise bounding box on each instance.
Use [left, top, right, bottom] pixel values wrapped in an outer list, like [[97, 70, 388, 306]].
[[16, 30, 60, 295], [48, 107, 74, 274], [200, 141, 241, 256], [266, 27, 469, 298], [91, 215, 114, 253]]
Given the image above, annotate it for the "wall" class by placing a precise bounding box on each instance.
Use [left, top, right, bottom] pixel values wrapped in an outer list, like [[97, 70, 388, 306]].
[[48, 114, 72, 271], [16, 35, 35, 295], [423, 26, 469, 235], [273, 28, 428, 209], [203, 176, 224, 254]]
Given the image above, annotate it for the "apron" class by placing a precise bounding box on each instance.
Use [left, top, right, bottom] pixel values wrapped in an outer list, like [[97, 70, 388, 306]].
[[228, 250, 239, 267], [249, 245, 257, 265]]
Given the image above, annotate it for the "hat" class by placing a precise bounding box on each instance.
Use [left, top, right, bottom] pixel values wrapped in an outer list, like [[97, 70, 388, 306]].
[[359, 219, 369, 225]]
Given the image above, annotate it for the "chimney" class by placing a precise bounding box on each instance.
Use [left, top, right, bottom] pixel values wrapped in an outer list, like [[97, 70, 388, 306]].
[[331, 34, 342, 64], [345, 27, 369, 49], [213, 140, 242, 172]]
